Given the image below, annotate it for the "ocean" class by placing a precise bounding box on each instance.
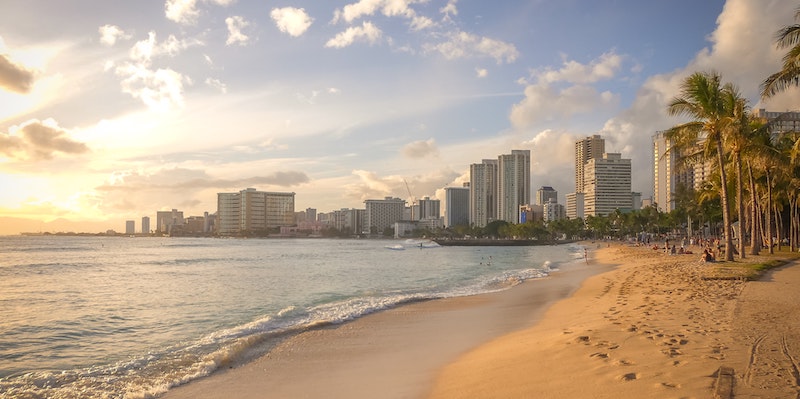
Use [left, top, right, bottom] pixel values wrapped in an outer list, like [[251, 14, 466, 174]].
[[0, 236, 584, 398]]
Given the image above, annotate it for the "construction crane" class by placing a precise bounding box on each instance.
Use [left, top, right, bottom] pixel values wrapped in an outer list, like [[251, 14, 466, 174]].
[[403, 179, 417, 220]]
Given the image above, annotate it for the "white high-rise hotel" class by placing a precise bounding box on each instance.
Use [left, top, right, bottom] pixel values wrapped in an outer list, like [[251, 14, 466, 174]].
[[217, 188, 295, 236], [469, 150, 531, 227], [568, 135, 632, 218]]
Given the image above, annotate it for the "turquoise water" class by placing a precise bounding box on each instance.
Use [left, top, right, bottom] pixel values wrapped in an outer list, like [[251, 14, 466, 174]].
[[0, 236, 583, 398]]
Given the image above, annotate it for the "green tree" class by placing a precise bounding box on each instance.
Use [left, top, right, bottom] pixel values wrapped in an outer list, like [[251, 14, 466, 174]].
[[762, 8, 800, 98], [666, 71, 736, 261]]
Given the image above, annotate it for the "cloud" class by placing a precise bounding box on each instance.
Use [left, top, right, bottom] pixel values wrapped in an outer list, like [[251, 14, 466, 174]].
[[205, 77, 227, 93], [345, 168, 460, 204], [111, 31, 199, 110], [326, 21, 383, 48], [164, 0, 234, 25], [0, 53, 36, 94], [424, 31, 519, 64], [402, 138, 439, 159], [115, 63, 188, 111], [96, 168, 310, 192], [333, 0, 433, 31], [98, 24, 131, 46], [1, 119, 89, 160], [535, 51, 623, 85], [225, 16, 250, 46], [475, 67, 488, 78], [440, 0, 458, 17], [509, 52, 625, 129], [271, 7, 314, 37]]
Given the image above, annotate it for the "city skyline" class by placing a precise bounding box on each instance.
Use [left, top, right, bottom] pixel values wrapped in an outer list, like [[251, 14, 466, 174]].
[[3, 0, 800, 235]]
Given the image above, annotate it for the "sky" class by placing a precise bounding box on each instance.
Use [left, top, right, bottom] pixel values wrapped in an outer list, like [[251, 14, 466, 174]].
[[2, 0, 800, 234]]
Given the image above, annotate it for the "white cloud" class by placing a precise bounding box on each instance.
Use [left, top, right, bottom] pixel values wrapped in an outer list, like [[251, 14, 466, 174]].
[[333, 0, 433, 31], [509, 52, 625, 129], [98, 25, 131, 46], [475, 67, 488, 78], [115, 63, 188, 111], [402, 138, 438, 159], [326, 21, 382, 48], [440, 0, 458, 17], [205, 77, 227, 93], [536, 51, 623, 85], [164, 0, 235, 25], [425, 31, 519, 64], [271, 7, 314, 37], [225, 16, 250, 46]]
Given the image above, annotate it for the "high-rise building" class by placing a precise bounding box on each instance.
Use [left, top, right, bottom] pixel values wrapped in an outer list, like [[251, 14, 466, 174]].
[[653, 131, 694, 212], [543, 200, 566, 222], [417, 197, 441, 220], [583, 153, 632, 216], [156, 209, 184, 234], [755, 108, 800, 135], [363, 197, 406, 235], [498, 150, 531, 224], [216, 188, 296, 236], [536, 186, 558, 206], [469, 159, 498, 227], [565, 192, 584, 219], [141, 216, 150, 235], [125, 220, 135, 235], [444, 186, 470, 227], [575, 135, 605, 193]]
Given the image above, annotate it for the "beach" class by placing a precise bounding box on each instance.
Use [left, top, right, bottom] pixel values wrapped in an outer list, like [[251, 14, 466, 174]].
[[163, 244, 800, 399]]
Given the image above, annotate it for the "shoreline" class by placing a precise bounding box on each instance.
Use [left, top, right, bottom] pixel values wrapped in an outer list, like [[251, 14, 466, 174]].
[[162, 245, 608, 399], [162, 244, 800, 398]]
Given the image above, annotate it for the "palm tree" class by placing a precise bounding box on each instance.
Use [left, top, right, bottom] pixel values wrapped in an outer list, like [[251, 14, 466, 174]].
[[762, 8, 800, 98], [666, 71, 735, 261], [722, 86, 750, 258]]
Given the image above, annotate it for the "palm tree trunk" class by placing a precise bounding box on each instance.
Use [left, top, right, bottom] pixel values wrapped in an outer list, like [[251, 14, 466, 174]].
[[767, 169, 774, 255], [748, 161, 761, 255], [734, 151, 745, 259], [715, 137, 735, 261]]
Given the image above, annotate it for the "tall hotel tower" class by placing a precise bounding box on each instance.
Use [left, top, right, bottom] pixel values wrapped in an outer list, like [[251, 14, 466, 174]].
[[469, 159, 498, 227], [575, 135, 605, 193], [498, 149, 531, 224]]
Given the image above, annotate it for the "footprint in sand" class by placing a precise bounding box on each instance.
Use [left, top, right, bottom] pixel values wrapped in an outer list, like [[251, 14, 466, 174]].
[[619, 372, 640, 381]]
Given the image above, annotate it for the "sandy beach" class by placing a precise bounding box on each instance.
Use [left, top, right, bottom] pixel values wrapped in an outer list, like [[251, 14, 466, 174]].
[[163, 244, 800, 399]]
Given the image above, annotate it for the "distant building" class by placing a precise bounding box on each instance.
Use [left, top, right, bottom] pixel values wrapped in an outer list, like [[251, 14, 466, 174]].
[[536, 186, 558, 206], [575, 135, 605, 193], [498, 150, 531, 224], [519, 204, 543, 224], [583, 153, 632, 217], [543, 200, 566, 222], [156, 209, 184, 234], [125, 220, 135, 235], [141, 216, 150, 235], [363, 197, 406, 235], [320, 208, 364, 235], [444, 186, 470, 227], [755, 108, 800, 135], [470, 159, 498, 227], [417, 197, 441, 220], [652, 131, 694, 212], [566, 192, 585, 219], [216, 188, 296, 236]]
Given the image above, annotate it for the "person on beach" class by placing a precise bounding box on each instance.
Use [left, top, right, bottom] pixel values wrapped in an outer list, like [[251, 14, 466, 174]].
[[583, 248, 588, 264], [701, 248, 715, 262]]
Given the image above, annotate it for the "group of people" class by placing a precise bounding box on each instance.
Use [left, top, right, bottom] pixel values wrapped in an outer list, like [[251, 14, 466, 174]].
[[647, 236, 718, 263]]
